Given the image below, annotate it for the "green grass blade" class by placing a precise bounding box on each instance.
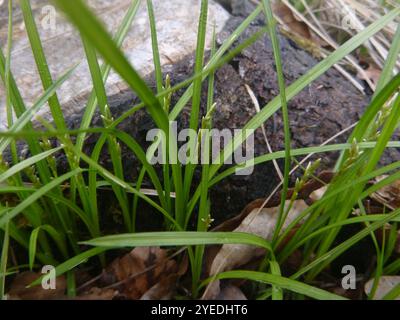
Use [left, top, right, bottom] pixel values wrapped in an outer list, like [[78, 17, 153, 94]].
[[30, 230, 272, 287], [87, 130, 167, 210], [76, 0, 140, 151], [261, 0, 292, 240], [278, 163, 400, 262], [81, 35, 130, 231], [337, 73, 400, 168], [109, 20, 266, 132], [82, 231, 272, 251], [188, 0, 208, 133], [20, 0, 67, 130], [184, 0, 212, 221], [382, 282, 400, 300], [269, 260, 283, 300], [374, 23, 400, 96], [147, 0, 163, 94], [52, 0, 184, 227], [202, 270, 347, 300], [146, 0, 172, 226], [280, 214, 400, 259], [192, 25, 218, 295], [21, 0, 94, 232], [29, 225, 67, 270], [5, 0, 18, 168], [28, 228, 41, 271], [0, 223, 9, 299]]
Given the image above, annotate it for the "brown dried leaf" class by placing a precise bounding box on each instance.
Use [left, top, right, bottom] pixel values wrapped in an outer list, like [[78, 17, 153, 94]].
[[8, 271, 66, 300], [364, 276, 400, 300], [370, 176, 400, 210], [140, 274, 178, 300], [139, 250, 188, 300], [272, 1, 311, 39], [105, 247, 178, 300]]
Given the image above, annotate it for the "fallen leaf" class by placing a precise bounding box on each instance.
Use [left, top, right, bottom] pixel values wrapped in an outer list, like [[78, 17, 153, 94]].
[[370, 176, 400, 210], [272, 1, 311, 39], [8, 271, 66, 300], [104, 247, 178, 300], [364, 276, 400, 300], [139, 250, 188, 300], [140, 274, 178, 300]]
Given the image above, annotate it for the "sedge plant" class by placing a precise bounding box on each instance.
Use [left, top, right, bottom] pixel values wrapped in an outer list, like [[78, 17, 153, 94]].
[[0, 0, 399, 300]]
